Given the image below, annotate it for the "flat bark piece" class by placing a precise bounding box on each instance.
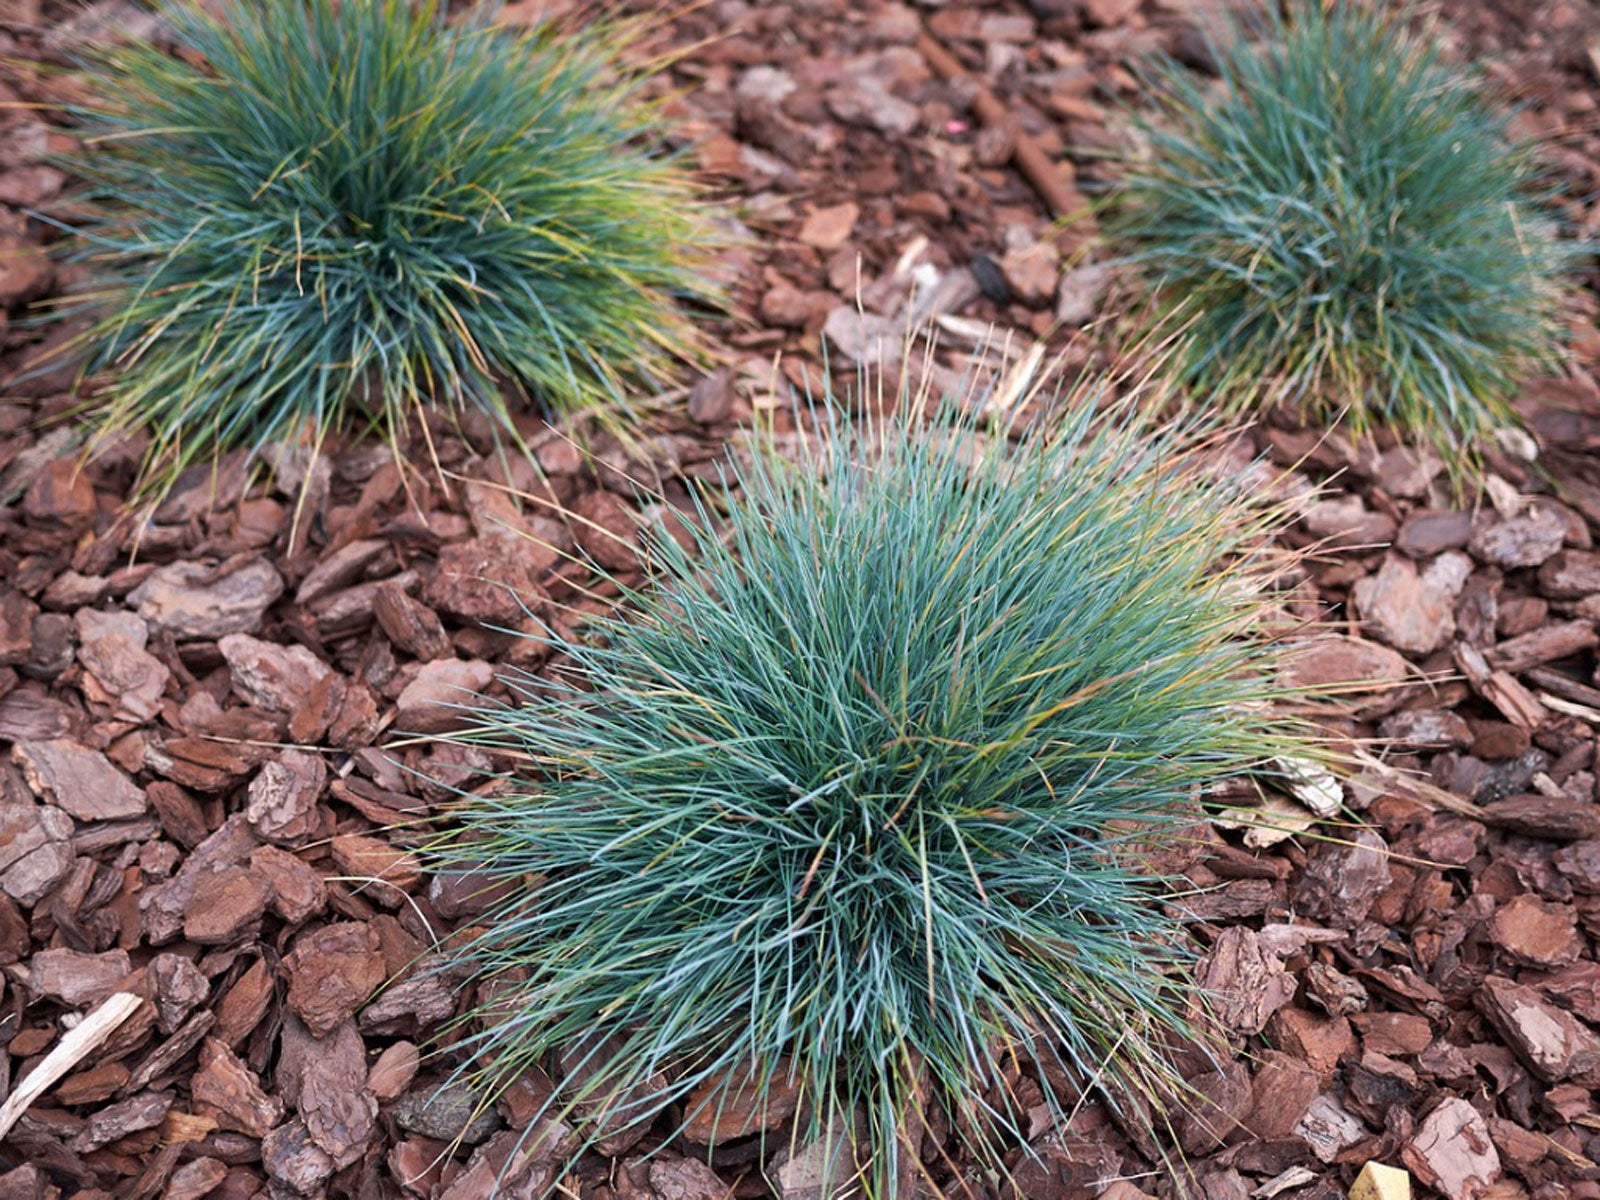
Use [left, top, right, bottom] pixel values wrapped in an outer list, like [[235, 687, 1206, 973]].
[[69, 1088, 172, 1152], [13, 738, 146, 821], [0, 691, 72, 744], [1401, 1099, 1501, 1200], [296, 1019, 378, 1168], [1533, 962, 1600, 1024], [388, 1137, 450, 1196], [1553, 841, 1600, 894], [1480, 795, 1600, 841], [394, 659, 495, 734], [146, 781, 209, 851], [1293, 829, 1393, 926], [681, 1057, 803, 1145], [1476, 975, 1600, 1085], [392, 1077, 500, 1146], [797, 201, 859, 251], [1178, 1061, 1253, 1154], [283, 921, 386, 1037], [427, 865, 519, 921], [54, 1061, 131, 1106], [262, 1118, 336, 1196], [0, 801, 74, 905], [294, 538, 392, 606], [1350, 1012, 1433, 1057], [297, 671, 349, 747], [218, 633, 335, 714], [182, 866, 271, 945], [141, 815, 261, 945], [1185, 878, 1280, 920], [357, 969, 454, 1037], [1295, 1093, 1368, 1164], [1469, 507, 1566, 569], [248, 845, 327, 925], [367, 1042, 420, 1102], [1195, 926, 1297, 1035], [1486, 1117, 1549, 1172], [244, 751, 327, 847], [1398, 510, 1471, 557], [1007, 1134, 1128, 1200], [1278, 636, 1409, 691], [1241, 1050, 1318, 1142], [1538, 549, 1600, 599], [74, 609, 170, 722], [30, 947, 132, 1008], [1485, 894, 1583, 968], [424, 537, 547, 625], [0, 589, 37, 667], [166, 1157, 227, 1200], [192, 1038, 284, 1137], [1488, 620, 1597, 674], [329, 833, 421, 907], [213, 957, 274, 1049], [372, 580, 453, 661], [645, 1155, 731, 1200], [1304, 962, 1369, 1017], [1353, 556, 1454, 655], [1300, 494, 1398, 549], [148, 734, 266, 793], [1267, 1008, 1355, 1082], [326, 678, 381, 748], [128, 559, 285, 639], [436, 1121, 573, 1200]]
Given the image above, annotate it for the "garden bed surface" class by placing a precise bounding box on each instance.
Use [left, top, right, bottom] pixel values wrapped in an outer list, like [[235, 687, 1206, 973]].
[[0, 0, 1599, 1198]]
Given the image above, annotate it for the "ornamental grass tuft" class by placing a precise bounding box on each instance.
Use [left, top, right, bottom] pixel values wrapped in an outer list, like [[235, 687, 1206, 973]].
[[53, 0, 717, 490], [427, 381, 1315, 1194], [1113, 2, 1575, 460]]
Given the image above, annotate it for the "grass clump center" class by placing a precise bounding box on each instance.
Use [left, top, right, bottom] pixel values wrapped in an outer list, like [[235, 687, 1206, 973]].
[[1114, 2, 1574, 458], [431, 386, 1308, 1193], [55, 0, 717, 488]]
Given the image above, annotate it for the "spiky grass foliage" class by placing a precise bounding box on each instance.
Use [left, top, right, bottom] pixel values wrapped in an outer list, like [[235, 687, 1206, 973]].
[[52, 0, 717, 491], [1113, 1, 1575, 460], [427, 383, 1314, 1195]]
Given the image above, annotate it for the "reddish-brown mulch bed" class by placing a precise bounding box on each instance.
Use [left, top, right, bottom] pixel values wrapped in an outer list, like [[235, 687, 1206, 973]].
[[1, 0, 1600, 1198]]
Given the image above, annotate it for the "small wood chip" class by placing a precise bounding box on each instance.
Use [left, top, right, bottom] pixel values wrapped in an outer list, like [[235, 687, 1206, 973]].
[[165, 1157, 227, 1200], [70, 1089, 173, 1152], [1454, 643, 1548, 729], [213, 958, 274, 1048], [1487, 620, 1598, 674], [1256, 1166, 1319, 1198], [372, 580, 453, 661], [191, 1038, 284, 1137]]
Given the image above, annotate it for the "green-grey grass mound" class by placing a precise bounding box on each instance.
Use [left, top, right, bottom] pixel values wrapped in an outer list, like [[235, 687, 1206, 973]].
[[429, 389, 1312, 1194], [1114, 2, 1576, 463], [52, 0, 718, 492]]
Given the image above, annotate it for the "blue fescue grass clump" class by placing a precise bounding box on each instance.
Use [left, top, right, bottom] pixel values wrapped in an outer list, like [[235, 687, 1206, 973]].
[[427, 382, 1313, 1193], [1114, 2, 1576, 459], [52, 0, 718, 490]]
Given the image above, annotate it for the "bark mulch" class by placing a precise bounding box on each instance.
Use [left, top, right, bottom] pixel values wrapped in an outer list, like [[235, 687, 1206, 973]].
[[0, 0, 1599, 1198]]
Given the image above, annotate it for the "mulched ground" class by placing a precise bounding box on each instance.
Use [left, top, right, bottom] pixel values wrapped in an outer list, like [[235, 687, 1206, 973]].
[[1, 0, 1600, 1197]]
